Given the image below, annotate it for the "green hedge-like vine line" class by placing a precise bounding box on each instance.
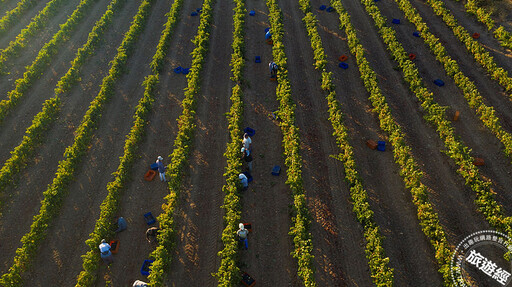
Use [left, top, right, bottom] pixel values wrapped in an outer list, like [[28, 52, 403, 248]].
[[74, 0, 183, 285], [0, 0, 126, 217], [146, 0, 214, 284], [0, 0, 67, 71], [460, 0, 512, 50], [359, 0, 512, 277], [266, 0, 316, 285], [297, 0, 394, 285], [331, 0, 455, 284], [0, 0, 100, 121], [0, 0, 37, 36], [422, 0, 512, 93], [213, 0, 245, 285], [391, 0, 512, 163], [0, 0, 154, 285]]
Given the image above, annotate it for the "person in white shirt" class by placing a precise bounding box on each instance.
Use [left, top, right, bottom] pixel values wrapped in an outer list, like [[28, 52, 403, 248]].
[[237, 223, 249, 250], [242, 133, 252, 151], [239, 173, 248, 190], [98, 239, 113, 264]]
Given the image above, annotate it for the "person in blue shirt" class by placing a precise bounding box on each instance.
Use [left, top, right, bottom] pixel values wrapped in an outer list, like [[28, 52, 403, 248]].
[[156, 156, 167, 182], [99, 239, 113, 264], [115, 216, 127, 233], [239, 173, 249, 190]]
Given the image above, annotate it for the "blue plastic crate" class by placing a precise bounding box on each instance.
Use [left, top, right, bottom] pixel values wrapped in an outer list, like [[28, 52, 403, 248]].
[[181, 68, 190, 75], [141, 259, 154, 276], [339, 62, 349, 69], [196, 8, 202, 12], [255, 56, 261, 63], [191, 11, 198, 16], [377, 141, 386, 152], [392, 18, 400, 24], [434, 79, 445, 87], [144, 212, 156, 225], [272, 165, 281, 176], [244, 127, 255, 137], [326, 6, 334, 12], [413, 31, 420, 37], [173, 66, 182, 74], [319, 5, 326, 10], [249, 10, 255, 16]]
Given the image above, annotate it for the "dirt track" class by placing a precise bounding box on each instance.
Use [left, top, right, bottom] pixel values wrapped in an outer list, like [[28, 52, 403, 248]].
[[0, 0, 511, 285]]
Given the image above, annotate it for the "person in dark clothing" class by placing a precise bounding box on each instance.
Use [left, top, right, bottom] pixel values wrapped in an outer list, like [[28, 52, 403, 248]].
[[156, 156, 167, 182], [146, 227, 160, 243]]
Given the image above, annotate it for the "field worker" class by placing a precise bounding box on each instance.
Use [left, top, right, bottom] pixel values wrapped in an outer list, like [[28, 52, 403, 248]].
[[114, 216, 127, 233], [237, 223, 249, 250], [269, 61, 278, 77], [265, 29, 272, 40], [239, 173, 248, 190], [242, 133, 252, 151], [146, 227, 160, 243], [156, 156, 167, 182], [133, 280, 149, 287], [241, 147, 253, 172], [99, 239, 113, 264]]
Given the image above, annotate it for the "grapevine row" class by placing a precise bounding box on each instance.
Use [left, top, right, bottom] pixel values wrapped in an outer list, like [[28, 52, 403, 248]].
[[297, 0, 395, 285], [213, 0, 245, 285], [0, 0, 155, 284], [390, 0, 512, 163], [0, 0, 100, 122], [0, 0, 67, 71], [331, 0, 455, 284], [422, 0, 512, 93], [266, 0, 316, 285], [0, 0, 126, 216], [0, 0, 37, 36], [360, 0, 512, 263], [460, 0, 512, 50], [75, 0, 183, 284], [146, 0, 215, 284]]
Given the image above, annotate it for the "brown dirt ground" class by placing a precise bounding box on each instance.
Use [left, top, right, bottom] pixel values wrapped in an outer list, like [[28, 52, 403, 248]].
[[0, 0, 113, 164], [239, 1, 300, 286], [1, 0, 512, 285]]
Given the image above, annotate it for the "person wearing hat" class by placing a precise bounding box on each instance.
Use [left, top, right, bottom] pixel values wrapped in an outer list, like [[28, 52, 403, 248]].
[[98, 239, 113, 264], [239, 173, 248, 191], [156, 156, 167, 182], [146, 226, 160, 243], [237, 223, 249, 250], [241, 147, 253, 172]]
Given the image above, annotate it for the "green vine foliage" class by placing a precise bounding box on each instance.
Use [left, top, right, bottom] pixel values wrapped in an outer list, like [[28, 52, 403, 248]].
[[74, 0, 182, 285], [147, 0, 215, 284], [0, 0, 154, 285], [297, 0, 395, 285], [0, 0, 126, 218], [331, 0, 454, 284], [423, 0, 512, 93], [266, 0, 316, 285], [213, 0, 245, 285]]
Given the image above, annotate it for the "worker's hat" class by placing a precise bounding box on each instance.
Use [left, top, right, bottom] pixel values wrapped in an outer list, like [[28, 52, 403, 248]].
[[157, 156, 163, 160], [239, 223, 245, 230]]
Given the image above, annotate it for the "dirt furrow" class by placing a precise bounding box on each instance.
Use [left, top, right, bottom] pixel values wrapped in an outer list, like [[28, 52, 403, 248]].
[[335, 0, 496, 282], [237, 1, 299, 286], [0, 0, 53, 43], [0, 0, 146, 276], [0, 0, 113, 163], [374, 0, 512, 218], [19, 0, 175, 285], [164, 0, 234, 285], [97, 0, 205, 285]]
